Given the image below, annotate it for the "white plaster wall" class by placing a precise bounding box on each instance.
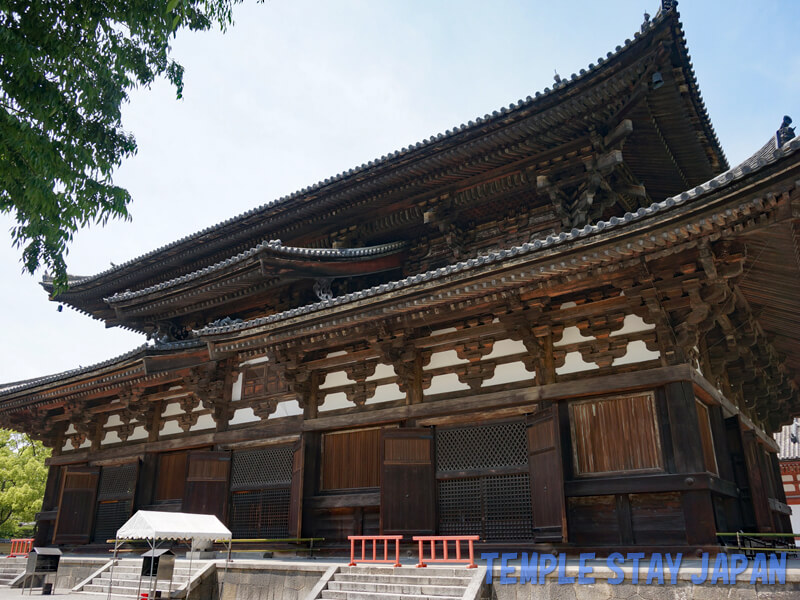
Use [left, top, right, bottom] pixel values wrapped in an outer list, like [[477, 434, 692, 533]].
[[482, 361, 534, 387], [791, 512, 800, 547], [554, 326, 593, 347], [128, 426, 148, 441], [556, 351, 598, 375], [65, 423, 76, 435], [560, 301, 577, 309], [229, 407, 259, 425], [102, 431, 121, 445], [366, 383, 405, 404], [424, 373, 470, 395], [269, 400, 303, 419], [319, 370, 356, 389], [366, 363, 396, 381], [485, 339, 527, 359], [325, 350, 348, 358], [231, 371, 243, 402], [319, 392, 350, 412], [613, 340, 660, 366], [424, 350, 468, 370], [106, 414, 123, 427], [610, 314, 655, 336], [162, 402, 183, 417], [190, 414, 216, 431], [160, 420, 182, 436]]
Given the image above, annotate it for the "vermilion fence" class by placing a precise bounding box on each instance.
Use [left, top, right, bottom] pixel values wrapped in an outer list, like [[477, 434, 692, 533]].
[[347, 535, 403, 567], [413, 535, 479, 568], [8, 538, 33, 557]]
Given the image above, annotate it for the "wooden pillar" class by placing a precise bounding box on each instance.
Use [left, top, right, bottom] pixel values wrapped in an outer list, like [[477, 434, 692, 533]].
[[665, 380, 717, 545]]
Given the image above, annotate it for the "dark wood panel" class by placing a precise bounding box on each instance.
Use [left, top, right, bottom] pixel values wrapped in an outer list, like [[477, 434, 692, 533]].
[[155, 451, 188, 502], [53, 466, 100, 545], [321, 428, 381, 490], [569, 392, 663, 476], [183, 451, 230, 520], [288, 439, 304, 537], [567, 495, 620, 545], [695, 401, 718, 475], [630, 492, 685, 545], [381, 428, 435, 535], [528, 404, 566, 542]]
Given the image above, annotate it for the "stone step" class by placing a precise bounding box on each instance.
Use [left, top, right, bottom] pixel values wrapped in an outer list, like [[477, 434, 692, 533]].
[[321, 591, 462, 600], [334, 573, 471, 586], [338, 566, 471, 578], [83, 582, 181, 594], [96, 572, 190, 581], [328, 580, 466, 596]]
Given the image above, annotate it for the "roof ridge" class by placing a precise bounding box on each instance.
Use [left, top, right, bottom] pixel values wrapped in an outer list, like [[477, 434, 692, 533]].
[[196, 134, 798, 337], [50, 8, 699, 293]]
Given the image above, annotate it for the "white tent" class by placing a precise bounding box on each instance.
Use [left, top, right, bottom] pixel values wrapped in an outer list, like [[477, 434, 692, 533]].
[[116, 510, 232, 542], [108, 510, 232, 600]]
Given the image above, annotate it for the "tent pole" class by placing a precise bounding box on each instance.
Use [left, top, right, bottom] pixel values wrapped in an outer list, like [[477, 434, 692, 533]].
[[187, 540, 194, 600], [107, 539, 120, 600], [149, 536, 155, 599], [221, 541, 231, 599]]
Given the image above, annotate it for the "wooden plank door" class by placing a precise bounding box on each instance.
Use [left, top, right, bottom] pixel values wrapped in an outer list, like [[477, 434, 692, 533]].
[[53, 465, 100, 544], [182, 450, 231, 521], [741, 430, 773, 532], [527, 404, 567, 542], [380, 428, 435, 535], [288, 439, 305, 537]]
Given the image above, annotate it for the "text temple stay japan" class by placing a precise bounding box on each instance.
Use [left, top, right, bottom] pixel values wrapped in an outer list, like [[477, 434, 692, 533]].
[[2, 2, 799, 554]]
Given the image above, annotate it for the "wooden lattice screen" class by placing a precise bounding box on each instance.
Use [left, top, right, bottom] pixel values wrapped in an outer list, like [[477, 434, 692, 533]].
[[435, 420, 532, 540]]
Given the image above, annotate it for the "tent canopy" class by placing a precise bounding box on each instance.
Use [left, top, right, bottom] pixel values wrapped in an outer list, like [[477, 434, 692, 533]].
[[116, 510, 232, 542]]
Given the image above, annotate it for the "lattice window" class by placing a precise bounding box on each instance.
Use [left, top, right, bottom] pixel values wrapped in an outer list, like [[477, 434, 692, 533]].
[[438, 478, 482, 536], [230, 446, 293, 491], [242, 365, 288, 399], [484, 474, 533, 540], [94, 500, 133, 542], [436, 421, 528, 472], [437, 474, 532, 540], [229, 488, 290, 538], [97, 463, 137, 500]]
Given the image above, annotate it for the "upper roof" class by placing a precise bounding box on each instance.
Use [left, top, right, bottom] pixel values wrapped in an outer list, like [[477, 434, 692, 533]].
[[44, 3, 727, 324], [6, 133, 795, 404]]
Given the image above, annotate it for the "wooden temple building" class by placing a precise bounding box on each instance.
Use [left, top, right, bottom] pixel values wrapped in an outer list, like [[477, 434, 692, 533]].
[[1, 2, 799, 554]]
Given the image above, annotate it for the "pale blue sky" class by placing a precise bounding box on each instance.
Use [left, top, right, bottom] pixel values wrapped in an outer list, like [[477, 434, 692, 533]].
[[1, 1, 798, 382]]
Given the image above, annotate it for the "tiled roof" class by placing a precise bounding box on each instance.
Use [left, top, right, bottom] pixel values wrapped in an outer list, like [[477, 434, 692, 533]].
[[0, 338, 204, 399], [104, 240, 406, 303], [776, 419, 800, 460], [47, 3, 724, 295], [197, 134, 798, 337]]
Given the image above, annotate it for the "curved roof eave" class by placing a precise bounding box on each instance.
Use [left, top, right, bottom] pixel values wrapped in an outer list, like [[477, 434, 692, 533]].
[[47, 5, 724, 299]]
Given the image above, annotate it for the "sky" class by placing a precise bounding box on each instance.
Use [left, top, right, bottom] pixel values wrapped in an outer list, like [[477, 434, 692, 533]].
[[1, 0, 798, 384]]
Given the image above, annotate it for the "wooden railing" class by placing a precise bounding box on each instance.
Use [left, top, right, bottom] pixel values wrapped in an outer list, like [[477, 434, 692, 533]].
[[413, 535, 479, 568], [8, 538, 33, 557], [347, 535, 403, 567]]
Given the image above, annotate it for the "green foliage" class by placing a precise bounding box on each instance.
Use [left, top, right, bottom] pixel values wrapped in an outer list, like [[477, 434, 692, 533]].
[[0, 430, 50, 538], [0, 0, 243, 293]]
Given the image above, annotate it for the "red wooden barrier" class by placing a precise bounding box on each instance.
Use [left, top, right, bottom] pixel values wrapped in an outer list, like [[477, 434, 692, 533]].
[[347, 535, 403, 567], [413, 535, 479, 568], [8, 538, 33, 557]]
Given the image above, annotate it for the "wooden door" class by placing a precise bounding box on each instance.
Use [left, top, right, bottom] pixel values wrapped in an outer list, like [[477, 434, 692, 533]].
[[288, 439, 304, 537], [93, 461, 139, 542], [380, 428, 435, 535], [527, 404, 567, 542], [741, 430, 773, 532], [53, 466, 100, 544], [182, 451, 231, 521]]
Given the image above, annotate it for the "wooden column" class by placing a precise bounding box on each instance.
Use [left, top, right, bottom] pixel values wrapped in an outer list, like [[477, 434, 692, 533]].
[[665, 380, 717, 545]]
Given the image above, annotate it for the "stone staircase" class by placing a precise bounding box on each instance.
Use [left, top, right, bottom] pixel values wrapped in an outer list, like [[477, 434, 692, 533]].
[[0, 556, 27, 586], [318, 565, 482, 600], [78, 558, 209, 598]]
